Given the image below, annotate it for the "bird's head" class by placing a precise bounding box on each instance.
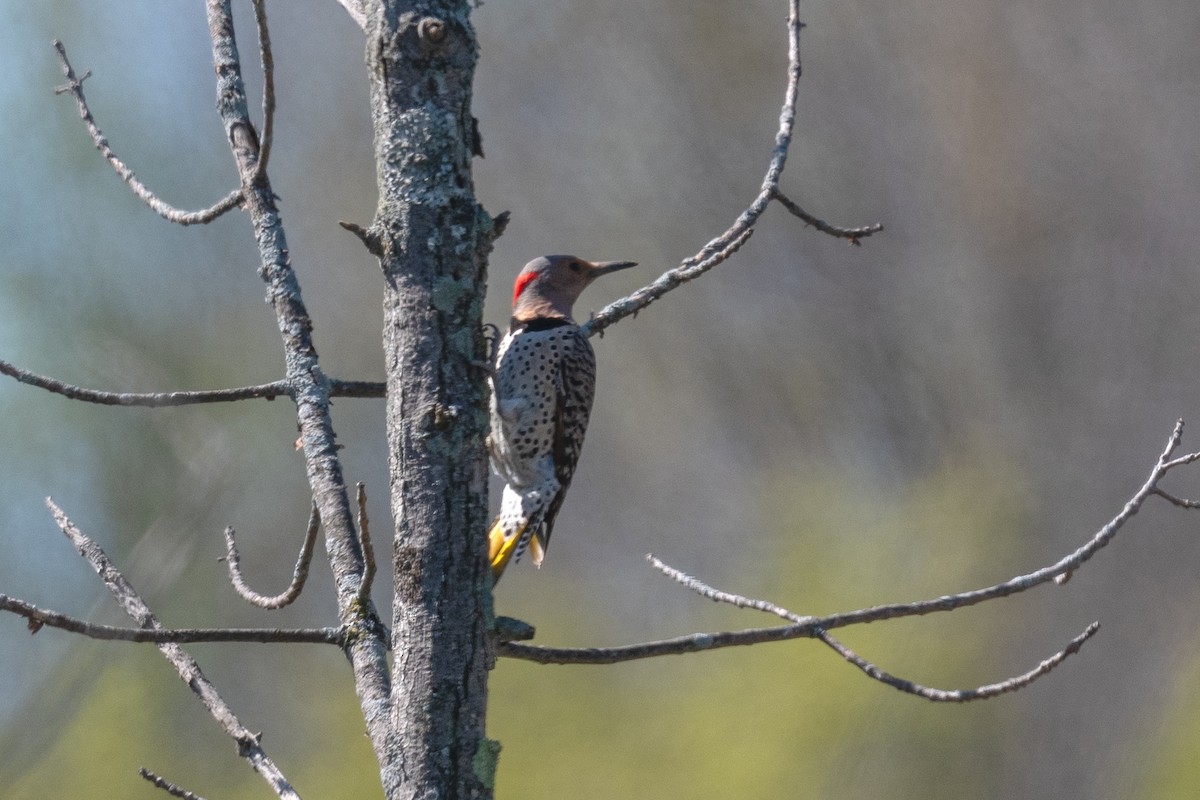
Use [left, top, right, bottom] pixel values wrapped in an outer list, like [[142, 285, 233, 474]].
[[511, 255, 638, 322]]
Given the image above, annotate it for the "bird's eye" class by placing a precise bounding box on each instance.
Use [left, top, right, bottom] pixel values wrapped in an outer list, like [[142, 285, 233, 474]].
[[569, 262, 583, 273]]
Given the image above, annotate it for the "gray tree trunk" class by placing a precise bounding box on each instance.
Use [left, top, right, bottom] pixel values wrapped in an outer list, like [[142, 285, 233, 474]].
[[364, 3, 498, 798]]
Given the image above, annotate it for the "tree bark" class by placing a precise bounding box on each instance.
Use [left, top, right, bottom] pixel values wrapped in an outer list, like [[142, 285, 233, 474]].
[[363, 2, 497, 797]]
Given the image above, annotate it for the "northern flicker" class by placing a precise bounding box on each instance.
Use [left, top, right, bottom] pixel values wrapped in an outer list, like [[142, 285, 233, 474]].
[[487, 254, 637, 581]]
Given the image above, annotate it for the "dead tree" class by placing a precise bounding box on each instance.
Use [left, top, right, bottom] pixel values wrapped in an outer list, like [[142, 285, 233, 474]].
[[2, 1, 1198, 798]]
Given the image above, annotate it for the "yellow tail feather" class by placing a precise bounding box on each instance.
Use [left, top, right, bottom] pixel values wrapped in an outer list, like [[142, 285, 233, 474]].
[[528, 533, 545, 568], [488, 518, 524, 582]]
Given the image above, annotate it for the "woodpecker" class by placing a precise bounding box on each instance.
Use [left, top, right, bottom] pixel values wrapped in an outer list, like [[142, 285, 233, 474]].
[[487, 254, 637, 581]]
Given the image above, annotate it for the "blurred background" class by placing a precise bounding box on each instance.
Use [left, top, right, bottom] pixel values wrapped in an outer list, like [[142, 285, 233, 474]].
[[2, 0, 1200, 797]]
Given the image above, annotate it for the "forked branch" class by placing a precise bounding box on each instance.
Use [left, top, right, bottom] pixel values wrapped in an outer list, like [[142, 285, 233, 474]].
[[52, 40, 242, 225], [583, 0, 882, 339], [45, 499, 300, 799], [500, 420, 1198, 701], [647, 556, 1099, 702]]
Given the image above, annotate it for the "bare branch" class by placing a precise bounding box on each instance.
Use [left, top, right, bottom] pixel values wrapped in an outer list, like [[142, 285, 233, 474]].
[[772, 188, 883, 245], [815, 622, 1100, 702], [1163, 449, 1200, 470], [583, 0, 807, 336], [1151, 487, 1200, 508], [51, 40, 242, 225], [507, 554, 1102, 701], [223, 504, 321, 610], [0, 358, 290, 406], [583, 229, 754, 338], [805, 420, 1198, 631], [46, 499, 300, 799], [580, 0, 883, 337], [501, 420, 1198, 676], [251, 0, 275, 180], [140, 769, 206, 800], [497, 624, 814, 665], [356, 483, 376, 604], [650, 554, 801, 623], [654, 419, 1197, 633], [1, 593, 341, 644], [0, 357, 384, 407], [499, 589, 1099, 702]]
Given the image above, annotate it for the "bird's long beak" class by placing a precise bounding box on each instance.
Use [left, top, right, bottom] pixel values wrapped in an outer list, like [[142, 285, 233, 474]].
[[588, 260, 638, 278]]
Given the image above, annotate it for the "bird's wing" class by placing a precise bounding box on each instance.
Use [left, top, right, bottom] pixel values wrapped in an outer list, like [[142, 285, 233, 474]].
[[539, 328, 597, 552]]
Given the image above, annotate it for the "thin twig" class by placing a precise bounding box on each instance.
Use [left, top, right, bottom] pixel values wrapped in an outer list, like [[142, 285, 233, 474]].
[[223, 503, 321, 610], [251, 0, 274, 180], [46, 499, 300, 799], [651, 556, 802, 623], [1, 593, 341, 644], [1163, 449, 1200, 469], [139, 769, 207, 800], [500, 420, 1198, 670], [51, 40, 242, 225], [356, 483, 376, 604], [1151, 487, 1200, 508], [814, 622, 1100, 702], [772, 188, 883, 245], [0, 358, 385, 406]]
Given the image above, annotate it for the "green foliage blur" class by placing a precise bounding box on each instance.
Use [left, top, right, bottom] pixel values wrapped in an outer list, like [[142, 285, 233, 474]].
[[4, 0, 1200, 798]]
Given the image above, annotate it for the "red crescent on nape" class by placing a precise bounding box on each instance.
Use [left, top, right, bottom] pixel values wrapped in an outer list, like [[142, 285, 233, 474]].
[[512, 271, 538, 306]]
